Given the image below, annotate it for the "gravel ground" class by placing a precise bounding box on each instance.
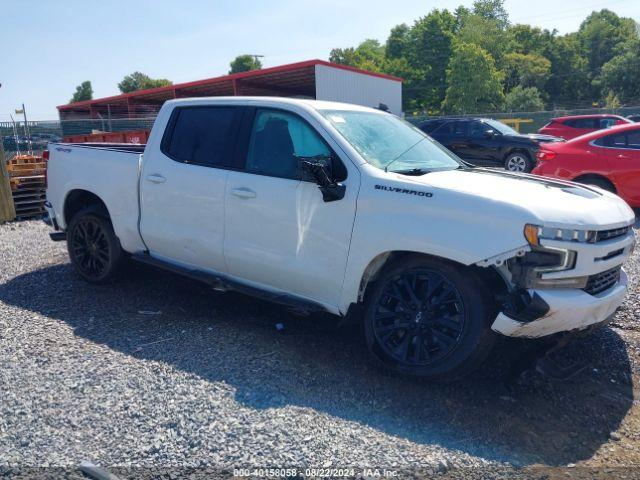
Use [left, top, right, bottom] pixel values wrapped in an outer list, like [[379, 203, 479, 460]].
[[1, 220, 639, 479]]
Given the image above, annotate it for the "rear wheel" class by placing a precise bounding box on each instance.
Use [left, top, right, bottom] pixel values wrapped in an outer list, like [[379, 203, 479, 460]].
[[504, 152, 533, 172], [363, 256, 495, 381], [67, 207, 124, 283]]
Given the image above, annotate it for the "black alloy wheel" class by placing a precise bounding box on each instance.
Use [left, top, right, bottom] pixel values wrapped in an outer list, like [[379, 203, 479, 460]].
[[71, 217, 111, 279], [363, 256, 495, 380], [371, 269, 465, 367], [67, 207, 124, 283]]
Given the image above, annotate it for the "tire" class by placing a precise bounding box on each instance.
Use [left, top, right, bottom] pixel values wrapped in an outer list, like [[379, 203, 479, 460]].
[[504, 151, 534, 173], [576, 176, 616, 193], [363, 256, 495, 381], [67, 206, 124, 284]]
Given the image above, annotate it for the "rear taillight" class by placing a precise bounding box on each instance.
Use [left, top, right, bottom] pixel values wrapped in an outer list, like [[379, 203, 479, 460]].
[[537, 150, 556, 161], [42, 150, 49, 188]]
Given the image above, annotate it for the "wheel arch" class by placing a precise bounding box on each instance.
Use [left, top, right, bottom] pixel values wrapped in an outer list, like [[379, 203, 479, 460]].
[[572, 173, 617, 193], [356, 250, 508, 308], [504, 147, 533, 161], [63, 189, 111, 226]]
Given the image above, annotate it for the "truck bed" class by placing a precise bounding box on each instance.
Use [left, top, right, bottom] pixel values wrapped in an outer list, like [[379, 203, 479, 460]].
[[46, 142, 147, 253]]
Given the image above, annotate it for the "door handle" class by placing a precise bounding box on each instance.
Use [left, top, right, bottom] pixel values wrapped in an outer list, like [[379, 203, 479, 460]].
[[617, 154, 629, 159], [146, 174, 166, 184], [231, 187, 257, 199]]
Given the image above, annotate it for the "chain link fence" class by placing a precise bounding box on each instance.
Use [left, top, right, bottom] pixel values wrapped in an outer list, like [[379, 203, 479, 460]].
[[406, 105, 640, 133], [1, 116, 157, 159], [2, 103, 640, 159]]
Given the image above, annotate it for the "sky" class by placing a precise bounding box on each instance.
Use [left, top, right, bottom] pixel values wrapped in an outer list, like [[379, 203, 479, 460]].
[[1, 0, 639, 120]]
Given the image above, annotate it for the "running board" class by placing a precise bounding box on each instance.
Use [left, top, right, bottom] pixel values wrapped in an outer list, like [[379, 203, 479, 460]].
[[131, 252, 328, 313]]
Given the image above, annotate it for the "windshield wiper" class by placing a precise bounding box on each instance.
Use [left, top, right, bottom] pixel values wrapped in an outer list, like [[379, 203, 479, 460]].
[[384, 137, 428, 172], [388, 167, 433, 175]]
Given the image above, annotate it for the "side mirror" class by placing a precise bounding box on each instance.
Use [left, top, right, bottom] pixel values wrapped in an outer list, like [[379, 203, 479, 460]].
[[484, 129, 497, 138], [300, 156, 346, 203]]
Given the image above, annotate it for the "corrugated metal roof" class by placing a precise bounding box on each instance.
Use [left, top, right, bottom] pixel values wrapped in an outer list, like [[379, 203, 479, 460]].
[[58, 59, 402, 113]]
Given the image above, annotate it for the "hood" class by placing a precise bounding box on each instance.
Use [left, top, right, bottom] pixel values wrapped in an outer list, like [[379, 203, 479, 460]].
[[395, 168, 635, 230], [505, 133, 563, 143]]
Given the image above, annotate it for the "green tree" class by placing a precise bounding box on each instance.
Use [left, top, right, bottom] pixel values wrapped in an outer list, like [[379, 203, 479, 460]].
[[598, 39, 640, 104], [385, 24, 410, 59], [70, 81, 93, 103], [457, 14, 507, 65], [578, 10, 636, 73], [505, 24, 554, 55], [544, 34, 590, 107], [118, 72, 172, 93], [229, 54, 263, 74], [472, 0, 509, 30], [504, 85, 545, 111], [330, 39, 386, 69], [406, 9, 457, 111], [503, 52, 551, 92], [442, 42, 505, 114]]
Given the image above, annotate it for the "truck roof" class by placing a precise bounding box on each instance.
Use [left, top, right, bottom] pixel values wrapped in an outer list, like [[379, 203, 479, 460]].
[[163, 96, 383, 114]]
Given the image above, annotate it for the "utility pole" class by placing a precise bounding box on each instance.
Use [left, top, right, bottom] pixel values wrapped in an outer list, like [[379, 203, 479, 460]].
[[0, 85, 17, 222], [18, 103, 33, 155]]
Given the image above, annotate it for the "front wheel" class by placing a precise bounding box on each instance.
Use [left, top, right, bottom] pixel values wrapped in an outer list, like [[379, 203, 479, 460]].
[[504, 152, 533, 172], [363, 256, 495, 381], [67, 207, 124, 283]]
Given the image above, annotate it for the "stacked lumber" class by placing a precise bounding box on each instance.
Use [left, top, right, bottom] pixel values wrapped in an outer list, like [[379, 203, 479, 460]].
[[6, 154, 47, 219]]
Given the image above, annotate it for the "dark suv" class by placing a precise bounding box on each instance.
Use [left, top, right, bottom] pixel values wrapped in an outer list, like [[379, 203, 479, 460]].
[[419, 117, 562, 172]]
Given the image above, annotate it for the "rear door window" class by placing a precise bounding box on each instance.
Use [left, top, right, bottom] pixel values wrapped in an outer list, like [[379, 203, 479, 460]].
[[452, 120, 468, 137], [566, 118, 597, 129], [162, 107, 241, 167], [627, 131, 640, 149]]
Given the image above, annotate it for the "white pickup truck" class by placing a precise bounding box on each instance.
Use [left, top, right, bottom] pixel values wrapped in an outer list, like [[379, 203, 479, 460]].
[[45, 97, 636, 380]]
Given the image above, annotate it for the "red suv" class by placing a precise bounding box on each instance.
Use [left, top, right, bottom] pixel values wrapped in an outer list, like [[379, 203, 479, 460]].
[[538, 114, 632, 140], [533, 123, 640, 207]]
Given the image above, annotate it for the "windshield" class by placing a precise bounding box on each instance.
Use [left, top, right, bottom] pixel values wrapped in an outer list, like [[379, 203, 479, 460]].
[[321, 110, 461, 172], [484, 119, 518, 135]]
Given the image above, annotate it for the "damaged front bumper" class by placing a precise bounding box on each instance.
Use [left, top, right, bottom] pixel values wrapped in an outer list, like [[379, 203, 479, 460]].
[[491, 269, 628, 338]]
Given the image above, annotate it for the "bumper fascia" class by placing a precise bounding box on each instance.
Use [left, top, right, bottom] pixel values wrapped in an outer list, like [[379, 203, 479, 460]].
[[492, 269, 628, 338]]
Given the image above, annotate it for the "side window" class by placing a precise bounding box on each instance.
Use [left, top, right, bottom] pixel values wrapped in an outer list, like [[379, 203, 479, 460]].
[[433, 121, 453, 136], [163, 107, 239, 166], [420, 120, 441, 133], [627, 131, 640, 149], [452, 120, 468, 137], [600, 118, 616, 129], [469, 121, 489, 138], [601, 133, 627, 147], [576, 118, 597, 129], [245, 109, 333, 180]]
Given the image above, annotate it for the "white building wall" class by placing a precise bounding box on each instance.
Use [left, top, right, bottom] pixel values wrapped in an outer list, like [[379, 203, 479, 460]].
[[314, 64, 402, 115]]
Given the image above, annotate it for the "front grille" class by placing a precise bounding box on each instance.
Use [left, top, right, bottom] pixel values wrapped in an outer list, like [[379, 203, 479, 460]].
[[595, 226, 631, 243], [584, 266, 622, 295]]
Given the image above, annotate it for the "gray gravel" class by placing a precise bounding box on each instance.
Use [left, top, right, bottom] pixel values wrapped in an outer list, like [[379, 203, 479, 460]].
[[1, 220, 639, 478]]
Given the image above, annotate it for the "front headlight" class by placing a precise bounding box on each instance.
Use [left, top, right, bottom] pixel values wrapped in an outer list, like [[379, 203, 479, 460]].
[[524, 223, 596, 245], [510, 224, 585, 289]]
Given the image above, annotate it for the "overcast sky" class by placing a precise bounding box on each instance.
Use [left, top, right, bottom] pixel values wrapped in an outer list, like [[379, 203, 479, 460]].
[[1, 0, 639, 119]]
